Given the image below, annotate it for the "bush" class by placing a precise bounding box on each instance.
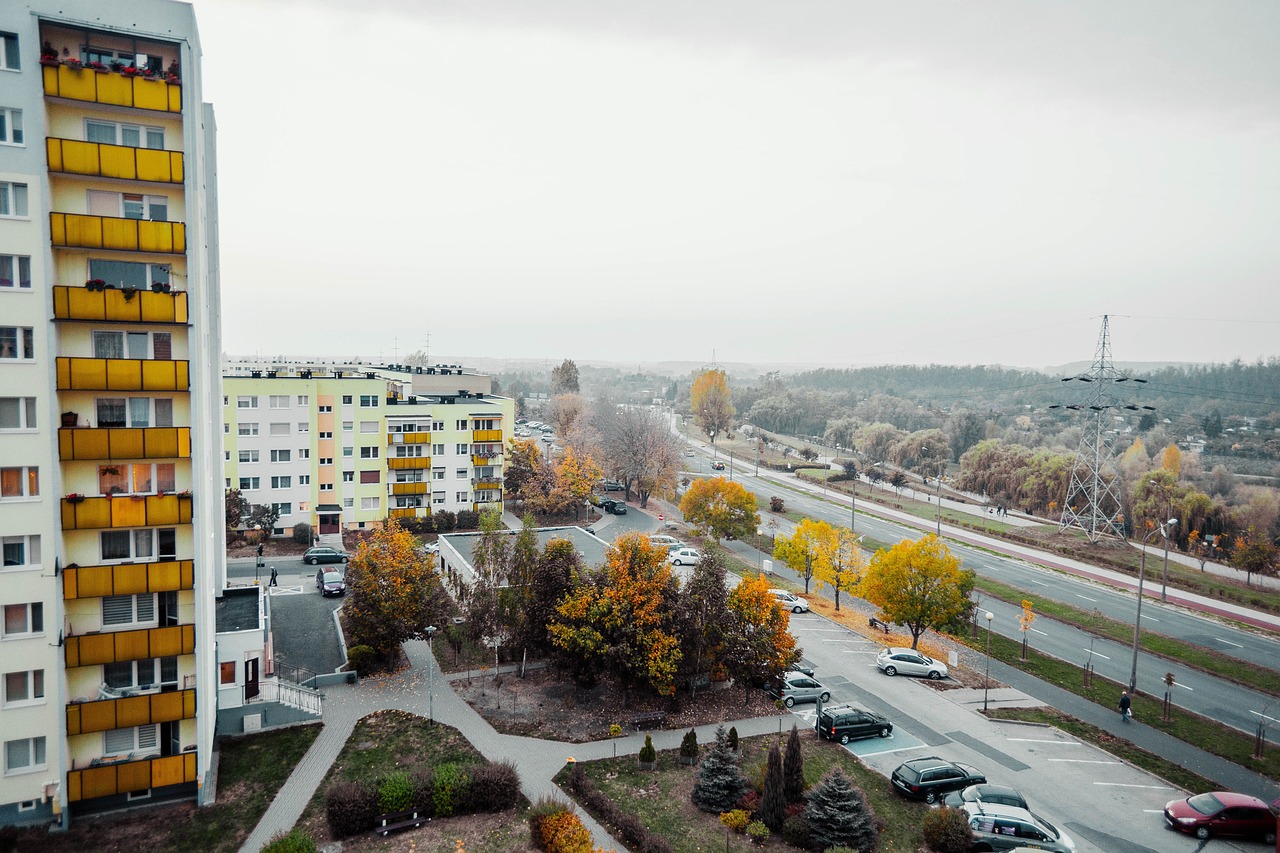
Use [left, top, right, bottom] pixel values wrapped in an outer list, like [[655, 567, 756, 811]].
[[921, 806, 974, 853], [346, 645, 378, 675], [679, 728, 698, 760], [770, 496, 785, 512], [638, 734, 656, 764], [691, 727, 748, 814], [432, 762, 468, 817], [325, 779, 377, 838], [759, 742, 786, 831], [528, 797, 571, 851], [291, 522, 313, 544], [782, 815, 812, 848], [727, 726, 739, 752], [804, 768, 878, 853], [261, 829, 316, 853], [461, 760, 521, 813], [784, 723, 805, 803], [435, 510, 457, 531], [539, 810, 593, 853], [746, 821, 770, 842], [409, 767, 435, 816], [720, 809, 750, 833], [377, 771, 413, 814], [455, 509, 479, 530], [565, 761, 674, 853]]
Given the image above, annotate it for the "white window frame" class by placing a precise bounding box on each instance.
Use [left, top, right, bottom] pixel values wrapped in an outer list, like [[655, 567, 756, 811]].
[[0, 466, 38, 499], [0, 397, 37, 430], [239, 477, 260, 490], [270, 449, 291, 463], [0, 326, 34, 360], [84, 119, 164, 149], [0, 107, 22, 146], [342, 421, 353, 432], [432, 444, 445, 455], [318, 431, 332, 439], [268, 395, 290, 409], [317, 405, 332, 413], [343, 497, 354, 508], [2, 603, 43, 638], [237, 396, 258, 409], [4, 737, 47, 776], [97, 462, 175, 496], [269, 422, 289, 436], [298, 475, 310, 485], [238, 450, 259, 463], [94, 396, 174, 429], [342, 471, 354, 483], [297, 422, 309, 433], [455, 444, 469, 454], [341, 395, 352, 405], [238, 423, 258, 436], [0, 33, 18, 72], [394, 445, 424, 458], [360, 421, 379, 433], [296, 395, 309, 405], [271, 476, 291, 489], [341, 447, 353, 458], [99, 528, 176, 563], [102, 593, 157, 628], [270, 502, 292, 516], [104, 724, 158, 757], [319, 483, 334, 492], [0, 182, 28, 218], [91, 330, 171, 360], [1, 535, 40, 572], [360, 496, 380, 510], [455, 491, 469, 503], [0, 253, 30, 288], [3, 670, 44, 707], [360, 395, 379, 408], [359, 446, 379, 459]]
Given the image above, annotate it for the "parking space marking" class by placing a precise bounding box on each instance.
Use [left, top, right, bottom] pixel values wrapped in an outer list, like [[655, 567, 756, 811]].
[[269, 586, 307, 596], [857, 744, 927, 758], [1006, 738, 1081, 746], [1093, 783, 1172, 789], [1048, 758, 1121, 764]]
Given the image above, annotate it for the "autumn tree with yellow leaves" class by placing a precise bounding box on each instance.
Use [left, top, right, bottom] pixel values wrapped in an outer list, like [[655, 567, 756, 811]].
[[680, 476, 760, 542], [810, 524, 866, 612], [721, 574, 798, 703], [690, 368, 735, 448], [861, 535, 975, 650], [773, 518, 826, 595]]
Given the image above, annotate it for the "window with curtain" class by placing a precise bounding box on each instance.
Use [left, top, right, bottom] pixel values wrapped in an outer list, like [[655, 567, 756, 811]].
[[129, 398, 150, 427], [96, 398, 126, 428], [154, 399, 173, 427], [93, 331, 123, 359], [133, 529, 154, 559]]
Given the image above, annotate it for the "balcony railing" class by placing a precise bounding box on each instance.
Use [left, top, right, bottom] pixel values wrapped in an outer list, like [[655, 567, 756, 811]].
[[43, 64, 182, 113], [47, 138, 184, 183], [387, 431, 431, 445], [66, 623, 195, 668], [58, 426, 190, 461], [67, 687, 196, 736], [51, 212, 186, 254], [61, 493, 192, 531], [53, 285, 189, 324], [472, 429, 503, 443], [63, 559, 194, 600], [389, 507, 426, 519], [387, 456, 430, 470], [67, 752, 196, 803], [56, 357, 189, 392], [473, 477, 503, 490], [388, 482, 428, 495], [472, 453, 503, 467]]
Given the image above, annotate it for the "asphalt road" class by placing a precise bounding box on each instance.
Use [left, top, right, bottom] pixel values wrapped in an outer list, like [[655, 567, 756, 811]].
[[227, 557, 347, 678]]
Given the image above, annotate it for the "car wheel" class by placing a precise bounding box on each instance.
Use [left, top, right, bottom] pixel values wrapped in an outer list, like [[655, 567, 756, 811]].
[[883, 666, 897, 676], [819, 692, 830, 702], [879, 727, 890, 738], [341, 556, 349, 563], [784, 697, 795, 708], [924, 790, 937, 804], [839, 733, 850, 744], [793, 605, 804, 613], [306, 557, 318, 565], [1264, 830, 1276, 845], [1195, 827, 1209, 840], [674, 559, 684, 566], [928, 670, 943, 680]]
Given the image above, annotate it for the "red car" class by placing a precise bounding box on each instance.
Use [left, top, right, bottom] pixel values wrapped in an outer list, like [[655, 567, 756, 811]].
[[1163, 791, 1277, 843]]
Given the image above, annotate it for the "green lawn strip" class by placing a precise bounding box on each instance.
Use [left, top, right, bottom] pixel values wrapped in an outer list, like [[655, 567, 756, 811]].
[[989, 708, 1216, 795], [955, 630, 1280, 784], [554, 733, 928, 852], [973, 575, 1280, 693], [162, 723, 321, 853]]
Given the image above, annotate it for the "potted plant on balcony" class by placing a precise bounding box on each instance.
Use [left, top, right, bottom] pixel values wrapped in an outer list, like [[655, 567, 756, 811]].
[[65, 493, 85, 504], [61, 412, 79, 428], [121, 286, 139, 302], [150, 281, 171, 293], [109, 59, 124, 72], [121, 65, 142, 77], [85, 60, 107, 72], [165, 60, 180, 83], [85, 278, 107, 292], [64, 56, 83, 70], [41, 42, 59, 64]]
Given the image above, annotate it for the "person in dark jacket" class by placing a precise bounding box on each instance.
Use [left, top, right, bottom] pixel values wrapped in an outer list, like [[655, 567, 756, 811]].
[[1119, 689, 1132, 722]]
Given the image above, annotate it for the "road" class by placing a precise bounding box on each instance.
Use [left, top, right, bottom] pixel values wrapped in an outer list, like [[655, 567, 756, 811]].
[[227, 557, 347, 678]]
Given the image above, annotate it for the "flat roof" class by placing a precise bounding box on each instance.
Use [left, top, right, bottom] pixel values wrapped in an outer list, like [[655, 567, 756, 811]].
[[441, 525, 611, 571], [215, 586, 261, 633]]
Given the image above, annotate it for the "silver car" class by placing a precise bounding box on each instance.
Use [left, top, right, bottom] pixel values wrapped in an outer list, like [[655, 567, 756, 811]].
[[962, 802, 1075, 852], [767, 673, 831, 708], [876, 647, 949, 679]]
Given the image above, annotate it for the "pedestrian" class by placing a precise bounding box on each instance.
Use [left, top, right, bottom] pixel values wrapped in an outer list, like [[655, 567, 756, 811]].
[[256, 542, 264, 558], [1119, 689, 1131, 723], [269, 566, 278, 587]]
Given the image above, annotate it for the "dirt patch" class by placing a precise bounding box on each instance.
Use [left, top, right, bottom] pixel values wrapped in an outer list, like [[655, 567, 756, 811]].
[[456, 669, 782, 742], [227, 538, 308, 559]]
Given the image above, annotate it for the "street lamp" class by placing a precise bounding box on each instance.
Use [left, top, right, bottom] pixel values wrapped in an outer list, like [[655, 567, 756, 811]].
[[983, 611, 994, 712], [1149, 480, 1178, 602], [425, 624, 437, 724], [935, 459, 943, 537], [1129, 519, 1177, 693]]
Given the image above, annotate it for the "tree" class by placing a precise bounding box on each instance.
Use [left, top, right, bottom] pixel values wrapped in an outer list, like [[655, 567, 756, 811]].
[[691, 725, 748, 813], [721, 574, 798, 702], [690, 368, 735, 447], [598, 404, 680, 507], [244, 503, 280, 538], [1018, 599, 1036, 660], [555, 446, 602, 520], [1229, 526, 1278, 586], [225, 488, 250, 533], [344, 519, 447, 663], [811, 524, 866, 612], [1160, 443, 1182, 477], [550, 359, 580, 395], [803, 768, 878, 853], [528, 534, 581, 655], [862, 535, 976, 650], [783, 724, 805, 803], [759, 742, 786, 832], [679, 477, 760, 542], [504, 438, 547, 501], [889, 471, 907, 494], [546, 392, 586, 437], [854, 422, 904, 464], [464, 510, 513, 659], [773, 519, 825, 594], [675, 545, 730, 698]]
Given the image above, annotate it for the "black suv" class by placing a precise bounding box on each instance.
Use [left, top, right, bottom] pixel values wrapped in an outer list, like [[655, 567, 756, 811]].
[[891, 756, 986, 803], [816, 704, 893, 744], [599, 498, 628, 515]]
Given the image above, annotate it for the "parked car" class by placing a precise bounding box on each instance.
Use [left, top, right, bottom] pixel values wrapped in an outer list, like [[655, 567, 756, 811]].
[[766, 673, 830, 708], [316, 569, 347, 597], [684, 448, 695, 457], [770, 588, 810, 613], [599, 498, 627, 515], [669, 547, 701, 566], [648, 534, 680, 547], [711, 460, 726, 470], [1164, 792, 1278, 843], [816, 704, 892, 743], [943, 784, 1029, 812], [877, 647, 948, 679], [303, 546, 349, 565], [890, 756, 986, 803], [516, 417, 528, 424], [962, 802, 1076, 852], [600, 479, 625, 491], [789, 661, 815, 677]]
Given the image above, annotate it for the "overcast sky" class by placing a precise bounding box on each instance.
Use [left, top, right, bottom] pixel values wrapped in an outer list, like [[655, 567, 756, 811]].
[[194, 0, 1280, 371]]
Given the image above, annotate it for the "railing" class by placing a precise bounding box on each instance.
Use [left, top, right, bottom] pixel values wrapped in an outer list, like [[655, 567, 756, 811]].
[[471, 453, 503, 467], [67, 687, 196, 735], [47, 137, 183, 183], [58, 426, 190, 461], [388, 481, 428, 495], [43, 63, 182, 113], [51, 212, 186, 254], [245, 678, 323, 717], [387, 431, 431, 445], [61, 493, 192, 530], [67, 752, 196, 802], [386, 456, 430, 469], [271, 657, 317, 688], [63, 559, 194, 600], [66, 623, 195, 667], [473, 477, 503, 490], [56, 356, 189, 391], [389, 507, 425, 519], [472, 429, 503, 442], [53, 285, 188, 324]]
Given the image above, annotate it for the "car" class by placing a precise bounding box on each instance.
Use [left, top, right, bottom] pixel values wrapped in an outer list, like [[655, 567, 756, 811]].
[[943, 784, 1029, 812], [540, 426, 554, 434], [789, 661, 815, 677], [1164, 791, 1278, 843], [770, 589, 810, 613], [711, 460, 726, 470], [877, 647, 948, 680], [684, 448, 695, 457], [516, 417, 527, 424], [669, 547, 701, 566], [303, 546, 349, 565], [316, 569, 346, 597], [765, 673, 830, 708], [599, 498, 628, 515], [816, 704, 893, 743], [961, 802, 1076, 852], [600, 479, 624, 491], [648, 535, 684, 551], [890, 756, 986, 803]]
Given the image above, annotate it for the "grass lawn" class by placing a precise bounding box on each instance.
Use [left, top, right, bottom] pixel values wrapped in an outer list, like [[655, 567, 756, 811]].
[[555, 732, 930, 852]]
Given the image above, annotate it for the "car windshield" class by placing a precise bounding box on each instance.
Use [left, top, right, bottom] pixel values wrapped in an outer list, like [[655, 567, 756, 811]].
[[322, 572, 343, 583], [1185, 793, 1225, 815]]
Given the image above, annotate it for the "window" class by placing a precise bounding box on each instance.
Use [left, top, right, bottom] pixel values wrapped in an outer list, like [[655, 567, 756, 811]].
[[0, 107, 22, 146], [89, 259, 169, 290], [317, 405, 332, 413], [88, 190, 168, 222], [341, 395, 352, 405], [361, 497, 380, 510], [0, 327, 34, 359], [3, 670, 43, 706], [270, 449, 291, 463], [341, 447, 353, 458], [360, 395, 378, 407], [2, 535, 39, 570], [93, 397, 173, 428], [270, 502, 292, 516], [297, 422, 309, 433], [318, 431, 333, 439], [102, 594, 155, 627], [100, 528, 175, 562], [360, 421, 379, 433], [104, 725, 158, 756], [85, 119, 164, 149], [296, 395, 309, 405], [104, 657, 175, 691], [0, 467, 38, 499], [0, 33, 18, 71], [298, 449, 310, 460], [343, 497, 354, 508], [269, 422, 289, 436], [224, 423, 229, 434], [0, 254, 30, 288], [219, 662, 235, 685], [319, 483, 334, 492], [432, 421, 444, 431], [395, 496, 423, 508], [269, 395, 289, 409], [455, 492, 469, 503], [98, 463, 174, 495], [238, 450, 259, 463], [360, 470, 380, 484], [239, 477, 260, 490], [298, 475, 310, 485], [238, 423, 258, 436], [432, 468, 445, 480], [456, 469, 468, 479], [395, 471, 424, 483], [4, 738, 46, 775], [433, 492, 446, 504], [319, 458, 332, 466], [237, 396, 258, 409], [455, 444, 469, 454], [456, 420, 468, 430], [342, 471, 354, 483], [432, 444, 445, 455], [271, 476, 291, 489], [0, 182, 28, 217], [91, 330, 170, 360], [0, 398, 36, 429], [2, 603, 42, 637], [360, 447, 379, 459], [342, 421, 353, 431], [394, 445, 425, 458]]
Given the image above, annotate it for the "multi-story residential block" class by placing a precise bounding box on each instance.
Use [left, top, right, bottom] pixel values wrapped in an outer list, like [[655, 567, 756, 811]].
[[0, 1, 220, 827], [222, 363, 513, 532]]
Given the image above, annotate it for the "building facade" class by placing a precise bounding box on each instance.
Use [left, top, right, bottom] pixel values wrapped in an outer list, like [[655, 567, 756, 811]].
[[222, 364, 513, 532], [0, 1, 220, 826]]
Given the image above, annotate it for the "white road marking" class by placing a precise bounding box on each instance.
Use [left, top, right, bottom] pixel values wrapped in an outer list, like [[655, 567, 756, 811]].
[[1047, 758, 1121, 764], [857, 744, 928, 757], [268, 586, 306, 596], [1145, 616, 1159, 623], [1085, 649, 1111, 660], [1092, 783, 1173, 790], [1075, 594, 1098, 603], [1173, 682, 1193, 691], [1006, 738, 1081, 746], [1030, 627, 1048, 636], [1215, 637, 1244, 648]]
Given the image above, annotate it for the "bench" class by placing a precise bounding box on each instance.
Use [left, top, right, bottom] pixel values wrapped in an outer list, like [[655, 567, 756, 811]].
[[631, 711, 667, 731], [868, 617, 891, 634], [372, 809, 428, 837]]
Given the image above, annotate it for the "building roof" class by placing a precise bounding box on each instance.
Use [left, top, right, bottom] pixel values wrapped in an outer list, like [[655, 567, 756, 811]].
[[215, 586, 262, 633], [442, 526, 611, 576]]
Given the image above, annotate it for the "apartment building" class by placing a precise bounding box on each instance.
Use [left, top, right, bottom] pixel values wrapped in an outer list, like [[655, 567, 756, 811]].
[[0, 1, 220, 826], [222, 364, 513, 532]]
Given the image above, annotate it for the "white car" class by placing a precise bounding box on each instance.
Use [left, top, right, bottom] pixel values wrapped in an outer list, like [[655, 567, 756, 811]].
[[876, 647, 949, 680], [668, 547, 701, 567], [770, 589, 810, 613]]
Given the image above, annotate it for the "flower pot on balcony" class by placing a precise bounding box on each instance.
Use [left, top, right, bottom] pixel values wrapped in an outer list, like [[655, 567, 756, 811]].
[[150, 282, 171, 293], [66, 494, 85, 504], [62, 412, 79, 428]]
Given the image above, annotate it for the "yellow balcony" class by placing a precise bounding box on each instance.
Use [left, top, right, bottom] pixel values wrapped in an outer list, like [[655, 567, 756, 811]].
[[474, 477, 503, 490], [51, 212, 186, 254], [389, 507, 422, 519], [67, 688, 196, 736], [472, 453, 503, 467], [389, 482, 428, 495], [387, 431, 431, 445], [43, 64, 182, 113], [63, 559, 194, 600], [56, 357, 189, 392], [58, 426, 190, 461], [61, 494, 192, 531], [68, 752, 196, 803], [47, 138, 183, 184], [473, 429, 503, 443], [387, 457, 430, 470], [66, 624, 196, 668], [53, 285, 189, 325]]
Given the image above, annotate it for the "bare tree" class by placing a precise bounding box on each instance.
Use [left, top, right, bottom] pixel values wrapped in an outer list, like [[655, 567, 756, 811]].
[[598, 405, 680, 508]]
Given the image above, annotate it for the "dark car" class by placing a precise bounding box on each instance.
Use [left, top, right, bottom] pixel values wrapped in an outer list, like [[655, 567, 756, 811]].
[[891, 756, 986, 804], [817, 704, 893, 744], [1164, 791, 1278, 843], [316, 569, 346, 597], [711, 460, 726, 470], [943, 784, 1029, 811], [303, 546, 348, 565], [600, 498, 628, 515]]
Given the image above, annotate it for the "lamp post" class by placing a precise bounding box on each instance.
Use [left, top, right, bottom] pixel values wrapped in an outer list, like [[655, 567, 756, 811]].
[[425, 624, 437, 724], [1129, 519, 1177, 692], [935, 459, 943, 537], [1160, 517, 1177, 603], [729, 450, 734, 482], [983, 611, 994, 712]]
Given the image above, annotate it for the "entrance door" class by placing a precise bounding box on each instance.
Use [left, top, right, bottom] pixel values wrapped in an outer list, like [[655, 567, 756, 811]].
[[318, 513, 339, 534], [245, 657, 260, 700]]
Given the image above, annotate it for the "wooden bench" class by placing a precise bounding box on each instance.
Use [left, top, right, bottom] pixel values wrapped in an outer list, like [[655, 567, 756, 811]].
[[631, 711, 667, 731], [372, 809, 428, 837], [868, 617, 891, 634]]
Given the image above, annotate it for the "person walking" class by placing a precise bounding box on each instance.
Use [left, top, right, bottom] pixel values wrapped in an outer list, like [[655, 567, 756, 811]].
[[269, 566, 278, 587], [1119, 689, 1132, 723]]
